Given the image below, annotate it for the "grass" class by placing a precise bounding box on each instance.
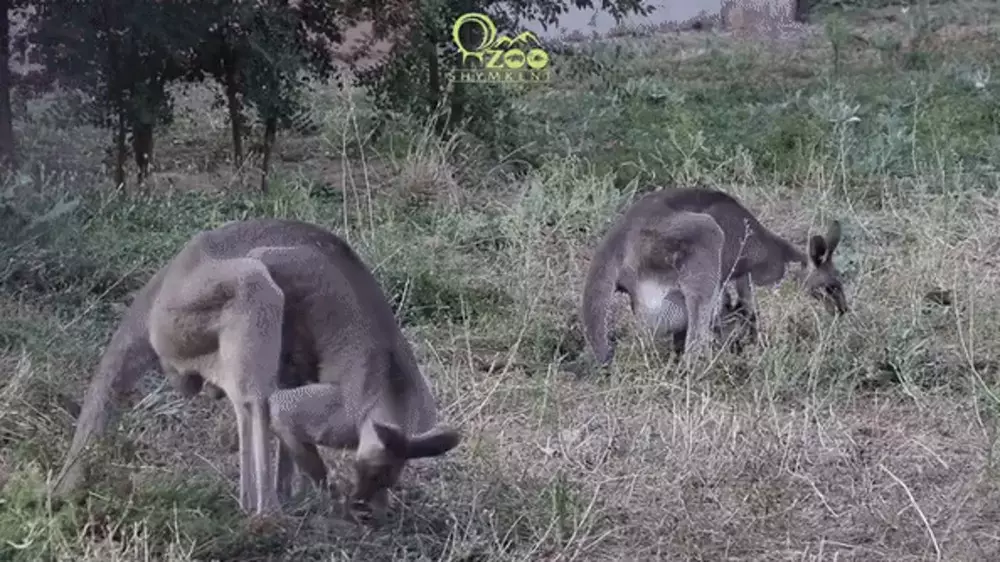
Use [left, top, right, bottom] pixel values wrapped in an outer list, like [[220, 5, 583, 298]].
[[3, 0, 1000, 559]]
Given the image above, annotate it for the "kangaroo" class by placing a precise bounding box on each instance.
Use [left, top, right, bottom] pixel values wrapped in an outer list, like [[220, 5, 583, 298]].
[[50, 219, 460, 515], [242, 243, 459, 511], [174, 364, 458, 511], [585, 207, 729, 365], [266, 380, 460, 512], [169, 370, 459, 511], [651, 187, 847, 319], [166, 243, 460, 509], [582, 187, 847, 366]]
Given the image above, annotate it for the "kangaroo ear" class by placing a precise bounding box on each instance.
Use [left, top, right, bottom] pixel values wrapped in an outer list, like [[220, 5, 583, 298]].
[[405, 426, 461, 459], [372, 422, 410, 458], [808, 234, 827, 266], [825, 220, 842, 256]]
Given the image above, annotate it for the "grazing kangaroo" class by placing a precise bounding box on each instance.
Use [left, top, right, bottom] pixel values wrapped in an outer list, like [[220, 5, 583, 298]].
[[240, 243, 459, 510], [267, 379, 460, 511], [585, 207, 729, 364], [51, 219, 460, 515], [169, 370, 460, 510], [652, 187, 847, 318], [582, 187, 847, 366]]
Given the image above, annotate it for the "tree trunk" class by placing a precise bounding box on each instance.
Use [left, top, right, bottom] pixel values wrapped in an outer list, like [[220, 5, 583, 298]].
[[260, 115, 276, 194], [131, 120, 153, 187], [425, 33, 444, 136], [448, 80, 465, 134], [446, 19, 478, 134], [101, 0, 126, 190], [114, 108, 126, 189], [0, 0, 16, 172], [224, 57, 244, 168]]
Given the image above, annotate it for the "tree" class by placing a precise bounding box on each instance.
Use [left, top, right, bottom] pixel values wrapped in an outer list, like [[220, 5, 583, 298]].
[[187, 0, 397, 181], [185, 0, 264, 168], [19, 0, 424, 192], [358, 0, 652, 147], [29, 0, 199, 188], [0, 0, 13, 172], [0, 0, 33, 173], [239, 1, 312, 193]]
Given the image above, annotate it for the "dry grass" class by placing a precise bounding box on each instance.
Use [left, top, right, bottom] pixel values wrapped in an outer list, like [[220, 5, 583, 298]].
[[3, 1, 1000, 560]]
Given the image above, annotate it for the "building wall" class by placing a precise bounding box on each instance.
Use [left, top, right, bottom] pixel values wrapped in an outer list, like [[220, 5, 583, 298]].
[[721, 0, 799, 31], [512, 0, 724, 40]]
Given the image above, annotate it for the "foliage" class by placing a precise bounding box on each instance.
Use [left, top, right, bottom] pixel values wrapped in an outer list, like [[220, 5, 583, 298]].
[[22, 0, 202, 184], [14, 0, 413, 187], [27, 1, 197, 131], [183, 0, 365, 167], [355, 0, 653, 149]]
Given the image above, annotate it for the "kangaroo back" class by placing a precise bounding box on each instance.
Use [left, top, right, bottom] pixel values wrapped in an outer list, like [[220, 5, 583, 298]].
[[643, 187, 806, 281]]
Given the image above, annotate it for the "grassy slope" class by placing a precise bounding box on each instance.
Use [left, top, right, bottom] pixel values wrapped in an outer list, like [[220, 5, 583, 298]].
[[3, 1, 1000, 560]]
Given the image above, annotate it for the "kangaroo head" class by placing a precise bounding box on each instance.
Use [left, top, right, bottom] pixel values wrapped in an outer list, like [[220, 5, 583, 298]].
[[351, 421, 461, 508], [800, 220, 847, 315]]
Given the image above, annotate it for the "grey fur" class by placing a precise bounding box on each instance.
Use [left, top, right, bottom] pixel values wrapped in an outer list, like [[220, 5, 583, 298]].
[[50, 219, 460, 515], [582, 187, 847, 366]]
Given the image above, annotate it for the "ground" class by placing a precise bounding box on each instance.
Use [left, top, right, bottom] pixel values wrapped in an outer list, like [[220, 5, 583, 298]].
[[2, 1, 1000, 560]]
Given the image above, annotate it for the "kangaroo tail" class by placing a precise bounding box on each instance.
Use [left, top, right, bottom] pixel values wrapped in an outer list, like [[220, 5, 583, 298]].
[[581, 220, 629, 366], [51, 269, 165, 500]]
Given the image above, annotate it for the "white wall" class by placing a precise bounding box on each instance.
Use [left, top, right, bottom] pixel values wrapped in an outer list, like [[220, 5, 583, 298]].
[[508, 0, 723, 40]]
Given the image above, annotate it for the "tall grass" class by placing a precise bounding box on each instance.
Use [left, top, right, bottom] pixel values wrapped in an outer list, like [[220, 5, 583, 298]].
[[2, 1, 1000, 559]]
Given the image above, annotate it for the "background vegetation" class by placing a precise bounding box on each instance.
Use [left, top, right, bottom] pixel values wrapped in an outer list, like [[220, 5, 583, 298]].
[[2, 0, 1000, 559]]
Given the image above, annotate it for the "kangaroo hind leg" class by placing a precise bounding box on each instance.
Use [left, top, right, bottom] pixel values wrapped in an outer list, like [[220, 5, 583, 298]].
[[673, 214, 725, 362], [151, 257, 285, 515], [220, 260, 284, 515], [632, 211, 725, 361]]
